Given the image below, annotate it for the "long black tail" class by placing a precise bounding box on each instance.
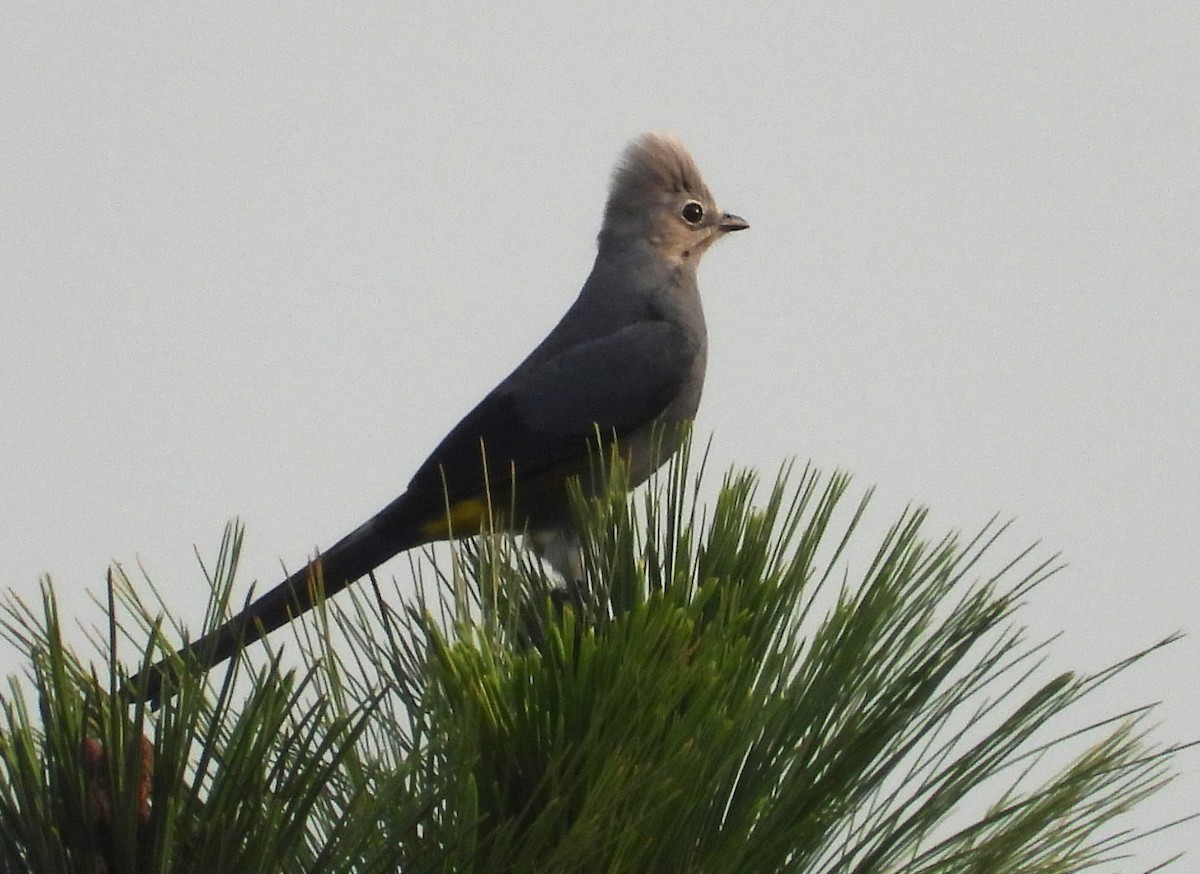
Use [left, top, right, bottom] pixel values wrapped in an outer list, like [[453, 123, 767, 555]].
[[129, 494, 422, 706]]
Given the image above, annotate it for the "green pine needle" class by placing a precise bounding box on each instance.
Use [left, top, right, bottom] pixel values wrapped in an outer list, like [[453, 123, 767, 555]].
[[0, 442, 1190, 872]]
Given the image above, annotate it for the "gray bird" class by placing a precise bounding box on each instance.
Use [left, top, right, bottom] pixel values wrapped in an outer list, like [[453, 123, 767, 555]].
[[132, 132, 747, 704]]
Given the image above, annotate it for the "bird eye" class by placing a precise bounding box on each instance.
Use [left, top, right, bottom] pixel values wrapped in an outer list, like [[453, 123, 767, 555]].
[[681, 201, 705, 225]]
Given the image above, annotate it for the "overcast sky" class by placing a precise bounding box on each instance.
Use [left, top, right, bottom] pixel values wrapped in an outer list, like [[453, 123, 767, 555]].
[[2, 3, 1197, 860]]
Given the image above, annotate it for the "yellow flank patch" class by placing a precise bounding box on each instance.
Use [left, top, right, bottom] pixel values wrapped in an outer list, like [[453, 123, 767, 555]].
[[419, 497, 488, 539]]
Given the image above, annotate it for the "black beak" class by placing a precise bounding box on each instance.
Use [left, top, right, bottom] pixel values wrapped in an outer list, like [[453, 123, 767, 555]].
[[719, 212, 749, 232]]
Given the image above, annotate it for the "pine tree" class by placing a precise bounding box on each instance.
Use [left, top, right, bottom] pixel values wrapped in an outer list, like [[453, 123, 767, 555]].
[[0, 444, 1187, 872]]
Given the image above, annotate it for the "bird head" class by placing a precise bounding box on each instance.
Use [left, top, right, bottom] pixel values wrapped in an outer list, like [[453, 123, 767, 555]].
[[599, 132, 748, 265]]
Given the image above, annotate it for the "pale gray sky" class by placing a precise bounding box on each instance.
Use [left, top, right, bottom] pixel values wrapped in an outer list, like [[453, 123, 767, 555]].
[[2, 3, 1197, 859]]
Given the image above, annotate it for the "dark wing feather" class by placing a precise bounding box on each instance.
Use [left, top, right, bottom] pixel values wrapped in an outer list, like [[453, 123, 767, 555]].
[[403, 319, 698, 514]]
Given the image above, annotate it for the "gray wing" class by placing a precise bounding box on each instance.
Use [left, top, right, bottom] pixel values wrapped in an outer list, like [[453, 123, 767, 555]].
[[403, 319, 702, 506]]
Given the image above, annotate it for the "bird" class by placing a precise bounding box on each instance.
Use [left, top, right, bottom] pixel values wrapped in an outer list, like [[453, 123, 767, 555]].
[[130, 132, 747, 705]]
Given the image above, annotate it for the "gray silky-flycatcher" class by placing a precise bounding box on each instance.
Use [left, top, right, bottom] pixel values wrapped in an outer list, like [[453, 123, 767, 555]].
[[132, 133, 747, 704]]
